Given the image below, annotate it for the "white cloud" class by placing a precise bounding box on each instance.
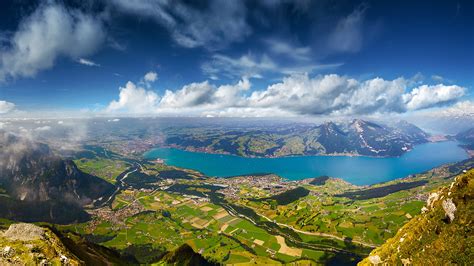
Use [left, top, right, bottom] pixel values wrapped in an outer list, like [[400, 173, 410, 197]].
[[144, 71, 158, 83], [106, 73, 467, 117], [107, 118, 120, 122], [110, 0, 250, 50], [160, 81, 215, 108], [160, 78, 250, 110], [0, 3, 105, 80], [435, 101, 474, 118], [0, 101, 15, 114], [431, 75, 444, 82], [106, 81, 160, 114], [77, 58, 100, 67], [403, 84, 466, 110], [201, 53, 341, 79], [264, 39, 311, 61], [328, 5, 367, 53], [34, 126, 51, 131], [246, 74, 407, 115], [202, 53, 276, 79]]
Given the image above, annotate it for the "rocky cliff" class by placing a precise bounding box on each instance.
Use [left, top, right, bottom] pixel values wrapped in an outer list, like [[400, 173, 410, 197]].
[[359, 170, 474, 265]]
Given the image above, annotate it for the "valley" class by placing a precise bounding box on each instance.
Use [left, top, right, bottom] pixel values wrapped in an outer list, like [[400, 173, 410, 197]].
[[1, 1, 472, 264], [0, 120, 473, 265], [1, 140, 470, 265]]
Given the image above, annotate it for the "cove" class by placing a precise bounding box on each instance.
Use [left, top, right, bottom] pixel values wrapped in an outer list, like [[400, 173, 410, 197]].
[[143, 141, 468, 185]]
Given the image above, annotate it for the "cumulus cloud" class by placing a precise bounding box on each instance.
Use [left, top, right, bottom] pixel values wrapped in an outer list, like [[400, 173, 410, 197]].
[[77, 58, 100, 67], [110, 0, 250, 50], [0, 2, 105, 80], [106, 81, 160, 114], [247, 74, 407, 115], [106, 72, 467, 117], [434, 101, 474, 118], [0, 101, 15, 114], [403, 84, 466, 110], [143, 71, 158, 82], [161, 78, 250, 110]]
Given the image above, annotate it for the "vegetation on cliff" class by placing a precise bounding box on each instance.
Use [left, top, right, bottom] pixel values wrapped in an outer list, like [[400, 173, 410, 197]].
[[359, 170, 474, 265]]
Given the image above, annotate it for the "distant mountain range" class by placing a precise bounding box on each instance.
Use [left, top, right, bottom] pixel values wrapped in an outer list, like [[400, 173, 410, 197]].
[[455, 127, 474, 154], [164, 119, 430, 157], [456, 127, 474, 144], [0, 131, 114, 223]]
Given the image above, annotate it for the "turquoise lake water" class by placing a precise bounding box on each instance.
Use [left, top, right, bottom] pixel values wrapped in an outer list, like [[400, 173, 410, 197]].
[[143, 141, 468, 185]]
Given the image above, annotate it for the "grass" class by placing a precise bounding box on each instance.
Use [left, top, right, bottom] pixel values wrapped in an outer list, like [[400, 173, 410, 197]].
[[74, 157, 130, 184]]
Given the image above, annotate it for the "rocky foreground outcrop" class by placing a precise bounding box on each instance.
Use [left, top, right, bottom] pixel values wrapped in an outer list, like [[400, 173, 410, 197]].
[[0, 223, 81, 265], [359, 170, 474, 265]]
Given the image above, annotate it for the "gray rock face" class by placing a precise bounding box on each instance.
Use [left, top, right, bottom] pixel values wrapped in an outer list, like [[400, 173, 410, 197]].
[[442, 198, 457, 222], [3, 223, 45, 241]]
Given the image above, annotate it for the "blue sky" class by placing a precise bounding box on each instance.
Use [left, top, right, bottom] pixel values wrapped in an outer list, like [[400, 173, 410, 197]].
[[0, 0, 473, 117]]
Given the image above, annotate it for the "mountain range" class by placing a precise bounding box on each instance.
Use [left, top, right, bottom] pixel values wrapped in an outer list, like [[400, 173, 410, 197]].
[[164, 119, 430, 157]]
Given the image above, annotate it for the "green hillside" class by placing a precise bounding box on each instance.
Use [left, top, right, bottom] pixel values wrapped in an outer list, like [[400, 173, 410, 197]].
[[359, 170, 474, 265]]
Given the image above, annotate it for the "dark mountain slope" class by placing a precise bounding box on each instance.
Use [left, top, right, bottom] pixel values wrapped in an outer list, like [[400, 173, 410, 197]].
[[456, 127, 474, 143], [160, 243, 218, 266], [0, 131, 115, 223]]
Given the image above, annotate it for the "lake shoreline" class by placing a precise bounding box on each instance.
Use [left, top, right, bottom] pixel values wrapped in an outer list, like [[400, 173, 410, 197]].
[[149, 139, 468, 160], [155, 144, 406, 159], [143, 141, 468, 186]]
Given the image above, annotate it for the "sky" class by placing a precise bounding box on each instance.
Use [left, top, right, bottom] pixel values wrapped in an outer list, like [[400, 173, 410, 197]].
[[0, 0, 473, 118]]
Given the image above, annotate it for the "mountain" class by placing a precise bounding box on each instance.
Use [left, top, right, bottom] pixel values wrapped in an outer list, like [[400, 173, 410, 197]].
[[0, 223, 82, 265], [297, 119, 429, 156], [456, 127, 474, 143], [0, 222, 133, 265], [358, 169, 473, 265], [0, 131, 115, 223], [455, 127, 474, 156], [160, 244, 218, 266], [163, 119, 430, 157], [0, 222, 216, 265]]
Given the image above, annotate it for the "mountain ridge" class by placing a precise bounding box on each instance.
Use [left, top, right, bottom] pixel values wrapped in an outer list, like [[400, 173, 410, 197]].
[[163, 119, 430, 157], [0, 131, 115, 223], [358, 169, 474, 265]]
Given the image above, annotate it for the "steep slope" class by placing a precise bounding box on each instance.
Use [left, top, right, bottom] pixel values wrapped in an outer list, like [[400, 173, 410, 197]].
[[0, 131, 115, 223], [0, 223, 82, 265], [160, 244, 218, 266], [456, 127, 474, 143], [358, 170, 474, 265], [163, 119, 430, 157], [315, 122, 351, 154], [0, 223, 132, 265], [392, 120, 430, 142], [456, 127, 474, 156]]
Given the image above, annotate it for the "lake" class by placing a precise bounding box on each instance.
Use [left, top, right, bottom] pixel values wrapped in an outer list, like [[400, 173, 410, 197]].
[[143, 141, 468, 185]]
